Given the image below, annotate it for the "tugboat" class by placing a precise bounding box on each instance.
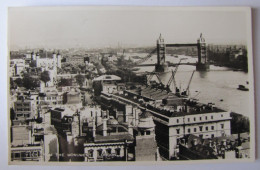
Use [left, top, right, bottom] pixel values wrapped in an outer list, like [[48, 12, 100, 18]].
[[237, 85, 249, 91]]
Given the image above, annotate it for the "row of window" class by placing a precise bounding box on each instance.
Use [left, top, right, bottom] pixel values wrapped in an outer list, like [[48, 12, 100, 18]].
[[15, 103, 30, 107], [87, 148, 121, 157], [11, 151, 41, 158], [37, 96, 61, 100], [16, 113, 30, 117], [176, 114, 224, 124], [36, 101, 62, 105], [16, 108, 30, 111], [176, 124, 225, 134]]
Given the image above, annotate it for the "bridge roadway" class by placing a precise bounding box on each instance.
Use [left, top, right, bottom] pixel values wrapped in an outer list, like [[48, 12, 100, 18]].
[[165, 43, 198, 48]]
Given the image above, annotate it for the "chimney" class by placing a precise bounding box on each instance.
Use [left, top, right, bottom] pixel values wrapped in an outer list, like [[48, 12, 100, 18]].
[[102, 118, 108, 136], [92, 118, 96, 138]]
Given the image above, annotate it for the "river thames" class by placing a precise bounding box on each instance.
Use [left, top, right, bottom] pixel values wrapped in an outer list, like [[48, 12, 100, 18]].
[[127, 53, 251, 117]]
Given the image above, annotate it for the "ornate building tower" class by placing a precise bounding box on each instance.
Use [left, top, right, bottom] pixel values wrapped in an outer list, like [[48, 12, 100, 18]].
[[155, 34, 168, 72], [196, 33, 209, 71]]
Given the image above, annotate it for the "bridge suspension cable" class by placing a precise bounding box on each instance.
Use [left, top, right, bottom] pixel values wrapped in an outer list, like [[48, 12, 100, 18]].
[[134, 48, 157, 65]]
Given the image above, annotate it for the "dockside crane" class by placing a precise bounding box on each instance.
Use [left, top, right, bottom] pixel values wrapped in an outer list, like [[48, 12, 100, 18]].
[[183, 70, 195, 96], [146, 69, 163, 85], [166, 58, 185, 92]]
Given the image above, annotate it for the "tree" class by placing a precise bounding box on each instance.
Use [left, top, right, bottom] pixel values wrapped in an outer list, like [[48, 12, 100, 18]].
[[75, 74, 85, 87], [10, 78, 15, 89], [10, 108, 15, 121], [29, 60, 37, 67], [72, 66, 81, 74], [40, 71, 50, 87], [58, 78, 72, 87], [78, 63, 86, 73], [14, 78, 23, 87], [230, 112, 250, 134], [22, 73, 39, 89]]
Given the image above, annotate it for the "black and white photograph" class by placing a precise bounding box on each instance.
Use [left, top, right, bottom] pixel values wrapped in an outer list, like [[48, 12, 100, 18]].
[[7, 6, 255, 164]]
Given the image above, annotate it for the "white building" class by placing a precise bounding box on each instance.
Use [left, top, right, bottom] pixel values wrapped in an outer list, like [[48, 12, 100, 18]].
[[10, 122, 59, 162], [10, 59, 25, 76], [99, 89, 232, 160]]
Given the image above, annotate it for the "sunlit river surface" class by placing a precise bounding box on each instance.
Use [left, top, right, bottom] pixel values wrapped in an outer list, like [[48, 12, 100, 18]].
[[124, 53, 251, 116]]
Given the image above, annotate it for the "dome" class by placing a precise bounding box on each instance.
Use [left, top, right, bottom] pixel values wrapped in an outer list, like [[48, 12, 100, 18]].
[[107, 118, 118, 125], [138, 111, 155, 129], [139, 111, 152, 119]]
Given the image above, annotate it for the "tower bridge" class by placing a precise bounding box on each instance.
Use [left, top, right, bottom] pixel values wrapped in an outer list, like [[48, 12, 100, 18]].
[[135, 34, 209, 72]]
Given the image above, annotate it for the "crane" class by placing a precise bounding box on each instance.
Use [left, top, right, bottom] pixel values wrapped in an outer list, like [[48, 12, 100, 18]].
[[184, 70, 195, 96], [166, 58, 185, 92], [146, 70, 162, 85]]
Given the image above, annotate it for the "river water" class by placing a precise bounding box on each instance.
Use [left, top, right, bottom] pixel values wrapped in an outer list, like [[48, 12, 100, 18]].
[[125, 53, 251, 117]]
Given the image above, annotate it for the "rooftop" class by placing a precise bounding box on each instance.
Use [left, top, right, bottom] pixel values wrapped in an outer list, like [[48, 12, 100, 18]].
[[93, 75, 121, 81], [94, 134, 134, 143], [110, 89, 226, 118]]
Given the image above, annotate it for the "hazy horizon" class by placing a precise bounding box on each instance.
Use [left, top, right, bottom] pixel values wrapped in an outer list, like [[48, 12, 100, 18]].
[[8, 6, 249, 50]]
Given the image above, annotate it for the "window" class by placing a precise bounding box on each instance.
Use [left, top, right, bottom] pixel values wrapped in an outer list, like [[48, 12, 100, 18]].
[[211, 126, 214, 130], [115, 148, 121, 156], [187, 118, 190, 122], [194, 128, 197, 132], [88, 150, 93, 157], [200, 117, 202, 121], [24, 113, 30, 118], [221, 124, 224, 129], [199, 126, 203, 131], [16, 113, 23, 117], [211, 134, 214, 138], [177, 119, 179, 123], [47, 97, 51, 100], [106, 148, 111, 155], [205, 116, 208, 120], [211, 116, 214, 119], [194, 117, 196, 121], [146, 131, 150, 135], [205, 126, 208, 131], [188, 128, 191, 133], [97, 149, 103, 157], [14, 153, 20, 158], [176, 129, 180, 134], [221, 114, 223, 117]]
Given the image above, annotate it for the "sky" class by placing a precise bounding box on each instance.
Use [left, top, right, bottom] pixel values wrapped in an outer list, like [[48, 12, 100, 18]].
[[8, 6, 250, 50]]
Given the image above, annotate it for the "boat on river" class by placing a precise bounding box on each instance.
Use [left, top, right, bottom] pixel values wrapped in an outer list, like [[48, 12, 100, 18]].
[[237, 85, 249, 91]]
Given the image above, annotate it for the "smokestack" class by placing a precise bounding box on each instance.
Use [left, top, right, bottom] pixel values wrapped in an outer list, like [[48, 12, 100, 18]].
[[103, 118, 108, 136]]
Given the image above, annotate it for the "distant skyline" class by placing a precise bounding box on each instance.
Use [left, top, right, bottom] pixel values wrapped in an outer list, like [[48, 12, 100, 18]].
[[8, 6, 250, 50]]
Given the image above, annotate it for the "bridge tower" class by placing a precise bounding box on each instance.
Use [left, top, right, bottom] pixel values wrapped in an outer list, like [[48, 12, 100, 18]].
[[155, 34, 168, 72], [196, 33, 209, 71]]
